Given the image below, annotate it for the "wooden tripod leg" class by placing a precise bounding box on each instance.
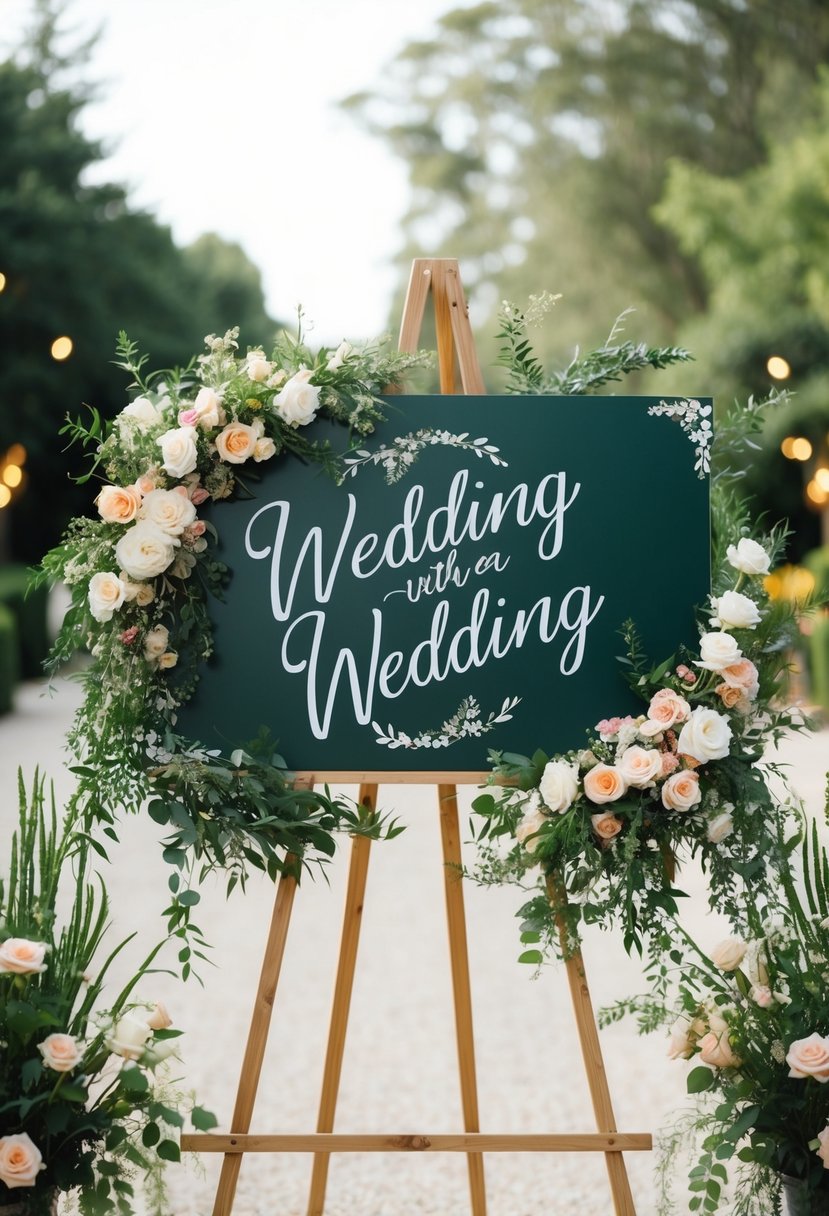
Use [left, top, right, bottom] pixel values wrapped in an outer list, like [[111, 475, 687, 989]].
[[306, 785, 376, 1216], [548, 875, 636, 1216], [438, 784, 487, 1216], [212, 859, 299, 1216]]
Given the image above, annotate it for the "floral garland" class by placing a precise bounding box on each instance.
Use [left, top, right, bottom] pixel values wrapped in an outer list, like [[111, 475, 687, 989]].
[[471, 515, 801, 957], [38, 325, 426, 901]]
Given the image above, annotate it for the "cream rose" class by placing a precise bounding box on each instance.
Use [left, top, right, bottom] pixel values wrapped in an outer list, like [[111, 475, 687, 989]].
[[0, 1133, 45, 1189], [121, 396, 162, 429], [661, 770, 701, 812], [667, 1014, 702, 1060], [246, 352, 272, 382], [38, 1032, 83, 1072], [727, 537, 770, 576], [696, 631, 743, 672], [158, 426, 199, 478], [710, 590, 762, 631], [698, 1029, 740, 1069], [135, 583, 155, 607], [710, 937, 748, 972], [0, 938, 47, 974], [115, 521, 177, 580], [88, 571, 127, 623], [515, 806, 548, 854], [143, 625, 170, 661], [140, 488, 197, 537], [326, 340, 352, 371], [274, 368, 321, 426], [253, 437, 277, 462], [706, 811, 734, 843], [215, 421, 260, 464], [617, 746, 662, 788], [676, 707, 732, 763], [787, 1033, 829, 1082], [96, 484, 142, 525], [107, 1011, 152, 1061], [590, 812, 623, 841], [538, 760, 580, 813], [146, 1001, 173, 1031], [583, 764, 627, 804], [193, 386, 225, 429]]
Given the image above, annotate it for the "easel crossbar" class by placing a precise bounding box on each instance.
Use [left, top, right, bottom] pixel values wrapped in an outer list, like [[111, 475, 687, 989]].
[[183, 1133, 652, 1154]]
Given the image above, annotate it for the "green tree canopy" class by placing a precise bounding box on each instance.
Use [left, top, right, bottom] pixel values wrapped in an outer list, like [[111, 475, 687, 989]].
[[0, 3, 277, 562]]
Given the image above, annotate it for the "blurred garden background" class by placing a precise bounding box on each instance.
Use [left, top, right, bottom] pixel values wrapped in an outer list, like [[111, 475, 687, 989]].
[[1, 0, 829, 714]]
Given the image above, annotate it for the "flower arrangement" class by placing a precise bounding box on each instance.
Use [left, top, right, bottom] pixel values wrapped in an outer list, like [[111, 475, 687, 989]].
[[470, 303, 802, 957], [615, 824, 829, 1215], [36, 323, 422, 905], [0, 773, 215, 1215]]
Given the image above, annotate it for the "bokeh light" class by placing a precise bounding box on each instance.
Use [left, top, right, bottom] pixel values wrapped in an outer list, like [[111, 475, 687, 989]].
[[50, 335, 73, 361], [2, 465, 22, 489], [767, 355, 791, 380], [0, 485, 11, 509], [780, 436, 813, 461]]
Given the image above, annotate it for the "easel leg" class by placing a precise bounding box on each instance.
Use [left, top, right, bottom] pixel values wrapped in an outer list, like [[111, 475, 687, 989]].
[[306, 785, 376, 1216], [550, 876, 636, 1216], [211, 861, 299, 1216], [438, 784, 487, 1216]]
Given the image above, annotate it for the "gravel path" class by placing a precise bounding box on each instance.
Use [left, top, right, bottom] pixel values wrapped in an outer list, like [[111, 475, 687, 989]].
[[1, 679, 826, 1215]]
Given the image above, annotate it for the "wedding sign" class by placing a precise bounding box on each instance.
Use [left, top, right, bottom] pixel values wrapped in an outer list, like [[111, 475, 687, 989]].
[[180, 394, 711, 770]]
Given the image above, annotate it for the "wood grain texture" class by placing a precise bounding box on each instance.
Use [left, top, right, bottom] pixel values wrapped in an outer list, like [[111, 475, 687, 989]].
[[183, 1132, 653, 1154]]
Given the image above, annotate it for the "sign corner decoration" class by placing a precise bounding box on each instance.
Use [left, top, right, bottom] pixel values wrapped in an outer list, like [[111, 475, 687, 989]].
[[180, 394, 712, 772]]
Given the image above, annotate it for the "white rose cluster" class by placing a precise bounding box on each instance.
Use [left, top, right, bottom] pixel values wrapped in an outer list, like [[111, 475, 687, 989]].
[[275, 368, 321, 427]]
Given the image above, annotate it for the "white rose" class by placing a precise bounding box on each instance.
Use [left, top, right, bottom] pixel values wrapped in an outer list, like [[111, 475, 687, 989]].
[[695, 631, 743, 672], [274, 368, 321, 426], [38, 1032, 83, 1072], [710, 590, 762, 631], [246, 353, 273, 382], [515, 806, 548, 854], [88, 571, 127, 622], [710, 937, 748, 972], [121, 396, 162, 430], [538, 760, 579, 813], [616, 746, 662, 788], [193, 386, 225, 429], [726, 538, 770, 576], [677, 706, 732, 763], [115, 521, 178, 580], [0, 1132, 45, 1189], [253, 437, 276, 462], [158, 427, 199, 478], [143, 625, 170, 660], [140, 488, 197, 536], [326, 340, 352, 371], [707, 811, 734, 843], [107, 1011, 152, 1061]]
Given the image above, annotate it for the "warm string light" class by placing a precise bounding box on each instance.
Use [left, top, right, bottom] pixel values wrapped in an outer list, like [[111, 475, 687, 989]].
[[780, 436, 813, 461], [50, 335, 73, 361], [0, 272, 6, 293], [0, 444, 27, 510]]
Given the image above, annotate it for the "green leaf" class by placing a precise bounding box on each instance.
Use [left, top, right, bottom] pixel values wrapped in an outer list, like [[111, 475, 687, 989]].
[[156, 1139, 181, 1163], [190, 1105, 219, 1132], [142, 1122, 161, 1148], [518, 949, 543, 965], [687, 1066, 715, 1094]]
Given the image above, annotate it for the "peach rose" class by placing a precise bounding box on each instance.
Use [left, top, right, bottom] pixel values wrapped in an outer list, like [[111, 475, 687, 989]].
[[158, 651, 178, 670], [698, 1029, 741, 1069], [583, 764, 627, 804], [38, 1032, 83, 1072], [591, 812, 623, 841], [616, 746, 662, 788], [715, 683, 744, 709], [96, 484, 142, 525], [146, 1001, 173, 1031], [215, 421, 260, 464], [135, 583, 155, 607], [0, 938, 47, 974], [515, 805, 548, 854], [667, 1013, 704, 1060], [135, 473, 158, 495], [143, 625, 170, 661], [661, 770, 701, 812], [0, 1133, 45, 1189], [720, 658, 760, 699], [787, 1033, 829, 1081], [816, 1125, 829, 1168], [640, 689, 691, 736]]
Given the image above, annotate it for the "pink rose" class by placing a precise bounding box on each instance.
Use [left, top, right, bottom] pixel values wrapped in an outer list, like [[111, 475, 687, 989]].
[[787, 1033, 829, 1081], [660, 752, 680, 777], [816, 1125, 829, 1169], [698, 1029, 740, 1069], [190, 486, 210, 505], [0, 938, 47, 974], [178, 408, 200, 427], [120, 626, 139, 645], [720, 658, 760, 700], [751, 985, 774, 1008], [583, 764, 628, 804], [640, 689, 691, 736]]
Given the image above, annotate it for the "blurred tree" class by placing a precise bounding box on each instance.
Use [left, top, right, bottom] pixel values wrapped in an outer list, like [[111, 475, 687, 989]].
[[347, 0, 829, 372], [0, 1, 277, 563], [656, 75, 829, 557]]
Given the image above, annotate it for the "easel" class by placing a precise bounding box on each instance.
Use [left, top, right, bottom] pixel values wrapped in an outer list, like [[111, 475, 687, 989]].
[[182, 259, 651, 1214]]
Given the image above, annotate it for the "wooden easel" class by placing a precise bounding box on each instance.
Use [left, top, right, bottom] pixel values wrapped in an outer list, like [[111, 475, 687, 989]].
[[182, 258, 651, 1215]]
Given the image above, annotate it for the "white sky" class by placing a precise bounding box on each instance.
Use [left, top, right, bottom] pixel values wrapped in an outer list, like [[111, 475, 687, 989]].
[[2, 0, 468, 344]]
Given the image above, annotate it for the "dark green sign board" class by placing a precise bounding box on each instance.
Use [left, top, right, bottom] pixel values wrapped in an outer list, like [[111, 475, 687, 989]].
[[179, 395, 711, 771]]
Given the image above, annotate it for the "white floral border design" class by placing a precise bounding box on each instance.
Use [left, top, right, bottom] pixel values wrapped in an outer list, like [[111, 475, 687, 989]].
[[647, 398, 712, 479], [372, 694, 521, 750], [340, 428, 508, 484]]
